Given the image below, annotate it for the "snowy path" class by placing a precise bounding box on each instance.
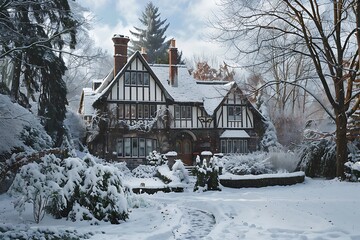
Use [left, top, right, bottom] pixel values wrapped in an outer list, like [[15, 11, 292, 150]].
[[173, 206, 216, 239]]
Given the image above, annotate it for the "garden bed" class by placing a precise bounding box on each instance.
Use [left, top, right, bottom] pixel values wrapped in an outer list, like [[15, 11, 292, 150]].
[[131, 186, 184, 194], [124, 177, 184, 194], [219, 171, 305, 188]]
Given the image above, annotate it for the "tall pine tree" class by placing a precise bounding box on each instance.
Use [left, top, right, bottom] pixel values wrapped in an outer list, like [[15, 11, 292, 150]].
[[129, 2, 170, 64], [0, 0, 79, 146]]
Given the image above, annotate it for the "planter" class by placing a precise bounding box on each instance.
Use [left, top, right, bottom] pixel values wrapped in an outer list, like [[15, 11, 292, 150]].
[[219, 171, 305, 188]]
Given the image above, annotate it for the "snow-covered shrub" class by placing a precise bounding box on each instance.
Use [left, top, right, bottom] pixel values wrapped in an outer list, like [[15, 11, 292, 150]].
[[0, 94, 52, 155], [194, 157, 207, 192], [9, 153, 129, 224], [76, 160, 128, 224], [8, 154, 63, 223], [146, 150, 167, 166], [295, 139, 336, 178], [0, 224, 93, 240], [172, 160, 189, 183], [344, 161, 360, 182], [156, 160, 189, 184], [194, 156, 221, 192], [113, 161, 132, 178], [266, 151, 299, 173], [224, 152, 274, 175], [132, 165, 157, 178]]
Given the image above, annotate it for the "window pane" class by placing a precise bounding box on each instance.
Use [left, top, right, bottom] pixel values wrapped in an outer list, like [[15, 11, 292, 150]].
[[239, 140, 244, 153], [132, 138, 138, 157], [221, 140, 226, 153], [144, 73, 150, 86], [233, 140, 239, 153], [153, 140, 157, 151], [175, 105, 180, 119], [137, 72, 143, 85], [131, 104, 136, 119], [131, 72, 137, 85], [244, 140, 248, 153], [144, 105, 149, 118], [235, 107, 242, 120], [118, 104, 124, 118], [125, 104, 130, 119], [150, 105, 156, 118], [117, 139, 123, 157], [124, 138, 131, 157], [228, 106, 234, 121], [227, 140, 233, 153], [181, 106, 186, 118], [146, 139, 153, 155], [139, 138, 145, 156], [138, 105, 143, 119], [187, 106, 192, 119], [125, 72, 130, 85]]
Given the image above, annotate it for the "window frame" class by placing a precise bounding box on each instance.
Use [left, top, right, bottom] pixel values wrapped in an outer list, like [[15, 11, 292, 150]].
[[117, 137, 157, 158], [124, 71, 150, 87], [220, 138, 248, 154]]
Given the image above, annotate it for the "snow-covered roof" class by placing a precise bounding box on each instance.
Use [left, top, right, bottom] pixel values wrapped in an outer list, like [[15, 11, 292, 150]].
[[81, 88, 99, 116], [151, 64, 233, 115], [220, 130, 250, 138], [82, 52, 241, 117]]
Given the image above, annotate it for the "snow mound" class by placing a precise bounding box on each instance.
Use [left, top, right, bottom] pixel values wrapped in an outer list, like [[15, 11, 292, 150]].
[[0, 94, 52, 155]]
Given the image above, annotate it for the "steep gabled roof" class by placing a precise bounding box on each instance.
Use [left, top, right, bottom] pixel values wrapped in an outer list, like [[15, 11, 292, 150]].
[[94, 51, 173, 104]]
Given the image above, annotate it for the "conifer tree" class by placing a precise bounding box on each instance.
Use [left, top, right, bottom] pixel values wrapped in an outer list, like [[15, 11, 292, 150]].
[[129, 2, 170, 64], [0, 0, 79, 146]]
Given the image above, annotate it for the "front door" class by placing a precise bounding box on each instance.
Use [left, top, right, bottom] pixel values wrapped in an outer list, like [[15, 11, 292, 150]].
[[175, 138, 193, 166]]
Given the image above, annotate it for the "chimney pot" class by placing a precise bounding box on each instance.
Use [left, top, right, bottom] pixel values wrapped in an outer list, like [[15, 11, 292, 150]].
[[141, 47, 148, 61]]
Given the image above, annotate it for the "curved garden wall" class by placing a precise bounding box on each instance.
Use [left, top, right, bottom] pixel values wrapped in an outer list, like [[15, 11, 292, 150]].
[[219, 171, 305, 188]]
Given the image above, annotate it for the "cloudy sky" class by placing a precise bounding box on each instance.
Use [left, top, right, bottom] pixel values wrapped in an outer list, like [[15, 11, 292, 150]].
[[81, 0, 226, 62]]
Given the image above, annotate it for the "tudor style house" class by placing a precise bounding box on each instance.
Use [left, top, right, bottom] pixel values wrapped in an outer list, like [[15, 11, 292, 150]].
[[79, 34, 265, 168]]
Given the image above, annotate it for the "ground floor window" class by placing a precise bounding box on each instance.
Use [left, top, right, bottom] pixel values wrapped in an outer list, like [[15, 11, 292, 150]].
[[220, 139, 248, 154], [117, 137, 157, 158]]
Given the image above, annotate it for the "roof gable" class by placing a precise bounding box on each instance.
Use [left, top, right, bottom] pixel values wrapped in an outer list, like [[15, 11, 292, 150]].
[[94, 51, 173, 104]]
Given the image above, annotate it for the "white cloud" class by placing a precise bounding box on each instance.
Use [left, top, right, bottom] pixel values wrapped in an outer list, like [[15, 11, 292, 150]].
[[88, 22, 132, 55], [115, 0, 141, 25], [81, 0, 111, 10]]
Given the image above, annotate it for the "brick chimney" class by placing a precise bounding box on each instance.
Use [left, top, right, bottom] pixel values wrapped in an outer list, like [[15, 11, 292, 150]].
[[112, 34, 130, 77], [168, 39, 178, 87]]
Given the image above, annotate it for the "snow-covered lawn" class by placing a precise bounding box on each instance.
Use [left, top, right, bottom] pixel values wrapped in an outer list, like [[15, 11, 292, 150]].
[[1, 177, 359, 240]]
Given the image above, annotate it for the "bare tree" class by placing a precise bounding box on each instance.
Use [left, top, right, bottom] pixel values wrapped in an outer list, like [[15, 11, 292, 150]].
[[212, 0, 360, 178]]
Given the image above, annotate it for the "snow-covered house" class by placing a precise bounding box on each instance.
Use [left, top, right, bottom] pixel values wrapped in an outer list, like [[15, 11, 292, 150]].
[[79, 35, 265, 168]]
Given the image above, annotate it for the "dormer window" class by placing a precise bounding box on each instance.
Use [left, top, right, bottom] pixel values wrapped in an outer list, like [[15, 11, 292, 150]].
[[124, 71, 150, 86]]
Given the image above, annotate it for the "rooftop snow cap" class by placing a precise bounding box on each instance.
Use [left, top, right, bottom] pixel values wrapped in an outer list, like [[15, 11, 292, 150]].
[[168, 38, 178, 87], [112, 34, 130, 77], [141, 47, 148, 62]]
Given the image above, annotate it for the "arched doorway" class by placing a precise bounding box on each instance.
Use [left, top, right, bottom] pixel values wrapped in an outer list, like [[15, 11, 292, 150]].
[[175, 131, 195, 166]]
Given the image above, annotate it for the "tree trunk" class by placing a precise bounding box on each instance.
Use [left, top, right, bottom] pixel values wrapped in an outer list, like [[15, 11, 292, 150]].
[[334, 107, 348, 179], [10, 52, 22, 101]]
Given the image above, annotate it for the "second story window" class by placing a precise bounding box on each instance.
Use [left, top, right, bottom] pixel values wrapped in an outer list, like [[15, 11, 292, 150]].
[[116, 103, 157, 120], [174, 105, 192, 120], [124, 71, 150, 86], [228, 106, 242, 121]]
